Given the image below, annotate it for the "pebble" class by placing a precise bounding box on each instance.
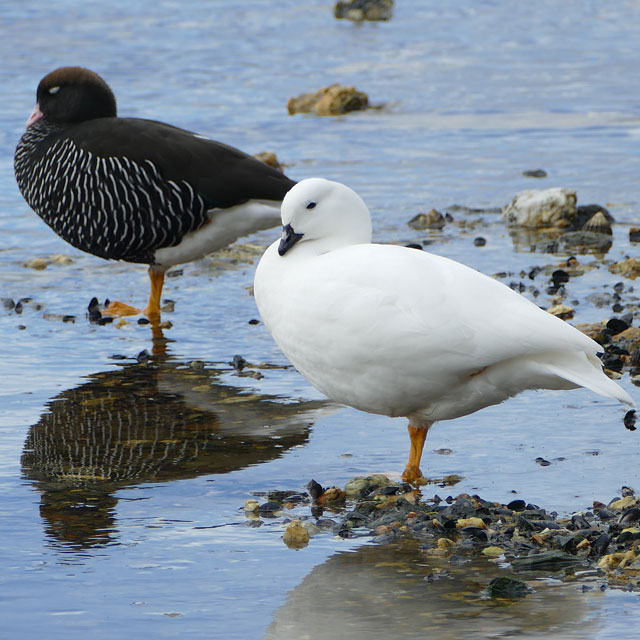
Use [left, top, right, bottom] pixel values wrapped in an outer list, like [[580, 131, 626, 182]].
[[522, 169, 547, 178], [283, 520, 311, 549], [287, 84, 369, 116], [609, 258, 640, 280], [334, 0, 393, 21], [408, 209, 446, 230]]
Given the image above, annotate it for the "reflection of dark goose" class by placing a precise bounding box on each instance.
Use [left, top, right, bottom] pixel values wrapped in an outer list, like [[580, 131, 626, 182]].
[[21, 358, 325, 548], [14, 66, 295, 319], [267, 540, 597, 640]]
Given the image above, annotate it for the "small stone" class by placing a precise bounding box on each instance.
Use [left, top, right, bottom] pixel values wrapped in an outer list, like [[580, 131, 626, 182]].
[[306, 479, 324, 501], [334, 0, 394, 21], [408, 209, 446, 230], [288, 84, 369, 116], [456, 517, 486, 529], [244, 499, 260, 513], [487, 577, 531, 599], [318, 487, 346, 506], [473, 237, 486, 247], [248, 318, 260, 325], [535, 457, 551, 466], [23, 257, 50, 270], [629, 228, 640, 243], [136, 349, 151, 364], [253, 151, 283, 171], [606, 317, 630, 335], [624, 410, 637, 431], [546, 304, 575, 320], [2, 298, 15, 311], [441, 474, 463, 486], [160, 299, 175, 313], [609, 258, 640, 280], [482, 546, 505, 558], [231, 355, 247, 371], [258, 501, 282, 516], [507, 499, 526, 511], [609, 496, 638, 511], [283, 520, 310, 549], [522, 169, 547, 178], [583, 211, 612, 235]]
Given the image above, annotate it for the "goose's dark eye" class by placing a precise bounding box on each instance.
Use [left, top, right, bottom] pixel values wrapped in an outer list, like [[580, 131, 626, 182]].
[[306, 201, 316, 210]]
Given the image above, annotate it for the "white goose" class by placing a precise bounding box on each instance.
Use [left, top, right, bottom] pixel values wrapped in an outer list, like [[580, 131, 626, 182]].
[[254, 178, 634, 483]]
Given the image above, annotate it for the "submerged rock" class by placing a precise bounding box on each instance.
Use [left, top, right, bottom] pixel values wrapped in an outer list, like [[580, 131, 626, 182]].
[[487, 576, 532, 599], [334, 0, 394, 21], [408, 209, 446, 230], [288, 84, 369, 116]]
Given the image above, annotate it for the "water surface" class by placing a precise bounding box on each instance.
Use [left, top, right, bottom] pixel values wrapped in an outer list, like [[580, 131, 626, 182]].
[[1, 1, 639, 638]]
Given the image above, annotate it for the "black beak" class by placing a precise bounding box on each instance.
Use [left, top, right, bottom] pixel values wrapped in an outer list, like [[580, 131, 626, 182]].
[[278, 224, 304, 256]]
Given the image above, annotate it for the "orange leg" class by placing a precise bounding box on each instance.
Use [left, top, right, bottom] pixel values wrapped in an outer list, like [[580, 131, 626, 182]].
[[142, 269, 165, 321], [103, 268, 165, 320], [402, 423, 431, 484]]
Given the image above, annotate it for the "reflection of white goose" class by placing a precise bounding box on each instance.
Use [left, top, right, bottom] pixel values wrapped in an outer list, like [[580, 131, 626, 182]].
[[254, 178, 634, 483], [266, 542, 599, 640]]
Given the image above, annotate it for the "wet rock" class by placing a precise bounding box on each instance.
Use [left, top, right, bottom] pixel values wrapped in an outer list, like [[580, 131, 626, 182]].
[[473, 237, 486, 247], [231, 355, 247, 371], [629, 228, 640, 243], [507, 499, 527, 512], [624, 410, 637, 431], [258, 501, 283, 517], [575, 204, 614, 228], [253, 151, 283, 171], [583, 211, 612, 235], [487, 576, 532, 599], [546, 304, 575, 320], [306, 479, 324, 501], [511, 550, 585, 570], [23, 253, 73, 270], [136, 349, 151, 364], [283, 520, 310, 549], [522, 169, 547, 178], [502, 188, 577, 228], [334, 0, 393, 21], [2, 298, 15, 311], [288, 84, 369, 116], [607, 318, 630, 335], [408, 209, 446, 230], [558, 230, 612, 253], [609, 258, 640, 280]]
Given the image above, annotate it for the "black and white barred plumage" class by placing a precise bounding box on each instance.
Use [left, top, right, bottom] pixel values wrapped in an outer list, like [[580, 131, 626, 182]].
[[14, 66, 295, 273], [15, 121, 207, 264]]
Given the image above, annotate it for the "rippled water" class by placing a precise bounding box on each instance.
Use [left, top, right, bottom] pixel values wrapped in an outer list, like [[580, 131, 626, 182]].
[[1, 1, 640, 638]]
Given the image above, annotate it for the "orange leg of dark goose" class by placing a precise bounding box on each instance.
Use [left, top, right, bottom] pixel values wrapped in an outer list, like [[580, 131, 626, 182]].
[[103, 268, 165, 320], [402, 422, 432, 484]]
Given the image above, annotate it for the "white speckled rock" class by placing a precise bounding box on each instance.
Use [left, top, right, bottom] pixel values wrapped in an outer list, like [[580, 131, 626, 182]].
[[502, 188, 577, 227]]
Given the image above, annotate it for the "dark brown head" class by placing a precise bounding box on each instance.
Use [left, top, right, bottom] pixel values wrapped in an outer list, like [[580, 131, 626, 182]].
[[27, 66, 117, 128]]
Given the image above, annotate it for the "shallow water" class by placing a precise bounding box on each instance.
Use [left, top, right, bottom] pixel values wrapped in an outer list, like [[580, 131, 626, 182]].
[[1, 1, 640, 638]]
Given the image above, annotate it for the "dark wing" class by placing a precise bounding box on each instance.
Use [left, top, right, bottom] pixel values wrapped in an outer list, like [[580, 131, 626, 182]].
[[66, 118, 296, 208]]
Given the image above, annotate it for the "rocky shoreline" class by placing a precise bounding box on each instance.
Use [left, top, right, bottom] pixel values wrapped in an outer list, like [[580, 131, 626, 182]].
[[247, 476, 640, 593]]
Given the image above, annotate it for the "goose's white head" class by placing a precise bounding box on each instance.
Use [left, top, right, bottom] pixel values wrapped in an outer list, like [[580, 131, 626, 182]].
[[277, 178, 373, 256]]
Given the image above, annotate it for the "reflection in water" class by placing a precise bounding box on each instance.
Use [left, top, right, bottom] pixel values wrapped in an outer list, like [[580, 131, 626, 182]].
[[507, 226, 612, 256], [267, 541, 602, 640], [21, 356, 325, 549]]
